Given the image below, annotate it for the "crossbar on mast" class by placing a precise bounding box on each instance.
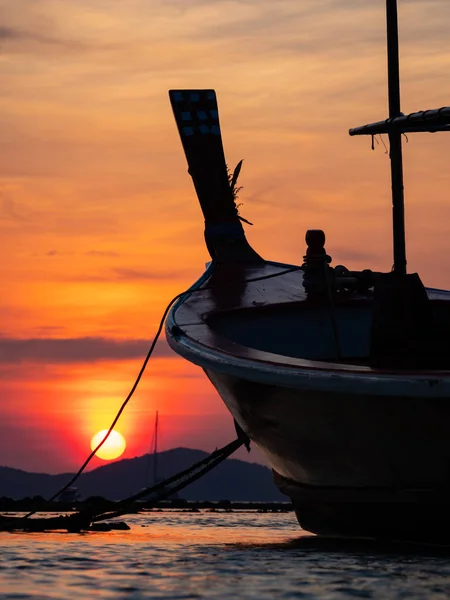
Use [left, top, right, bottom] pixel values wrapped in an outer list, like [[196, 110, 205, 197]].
[[349, 107, 450, 136], [349, 1, 450, 275], [349, 1, 407, 275]]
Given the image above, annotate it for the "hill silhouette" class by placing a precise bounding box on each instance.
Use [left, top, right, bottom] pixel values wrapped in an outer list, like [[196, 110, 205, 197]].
[[0, 448, 286, 502]]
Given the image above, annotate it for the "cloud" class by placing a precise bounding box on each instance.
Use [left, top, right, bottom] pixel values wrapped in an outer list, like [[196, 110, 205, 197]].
[[0, 26, 18, 40], [59, 266, 185, 283], [112, 267, 183, 281], [85, 250, 120, 257], [2, 0, 449, 69], [0, 196, 28, 221], [0, 14, 121, 55], [0, 337, 176, 364], [37, 249, 74, 257], [0, 24, 86, 51]]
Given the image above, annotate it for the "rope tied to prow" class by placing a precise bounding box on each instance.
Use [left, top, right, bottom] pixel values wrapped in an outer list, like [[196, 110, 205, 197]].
[[83, 435, 249, 524], [4, 263, 304, 532]]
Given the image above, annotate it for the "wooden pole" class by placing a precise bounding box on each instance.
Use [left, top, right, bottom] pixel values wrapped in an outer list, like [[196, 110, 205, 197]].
[[386, 0, 407, 275]]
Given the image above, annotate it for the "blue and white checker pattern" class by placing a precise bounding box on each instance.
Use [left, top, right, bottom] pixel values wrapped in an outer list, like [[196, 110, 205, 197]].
[[169, 90, 221, 138]]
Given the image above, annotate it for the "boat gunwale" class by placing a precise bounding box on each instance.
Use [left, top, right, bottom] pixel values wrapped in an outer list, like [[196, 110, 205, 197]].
[[166, 262, 450, 396]]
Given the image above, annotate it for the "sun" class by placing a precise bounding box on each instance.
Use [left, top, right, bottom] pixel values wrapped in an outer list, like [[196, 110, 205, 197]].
[[90, 429, 126, 461]]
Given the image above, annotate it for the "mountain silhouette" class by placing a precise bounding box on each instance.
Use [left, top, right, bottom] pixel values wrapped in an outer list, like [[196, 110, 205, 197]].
[[0, 448, 286, 501]]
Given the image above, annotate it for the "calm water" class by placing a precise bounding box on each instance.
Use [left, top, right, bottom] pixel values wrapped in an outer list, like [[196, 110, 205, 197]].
[[1, 511, 450, 599]]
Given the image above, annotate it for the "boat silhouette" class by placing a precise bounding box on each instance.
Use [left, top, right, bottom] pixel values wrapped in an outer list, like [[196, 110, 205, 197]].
[[165, 0, 450, 543]]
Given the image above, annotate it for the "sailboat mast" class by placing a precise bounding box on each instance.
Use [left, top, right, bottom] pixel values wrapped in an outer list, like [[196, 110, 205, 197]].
[[153, 410, 159, 485], [386, 0, 407, 276]]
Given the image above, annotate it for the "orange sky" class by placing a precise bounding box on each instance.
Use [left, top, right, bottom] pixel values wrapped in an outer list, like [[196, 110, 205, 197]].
[[1, 0, 450, 472]]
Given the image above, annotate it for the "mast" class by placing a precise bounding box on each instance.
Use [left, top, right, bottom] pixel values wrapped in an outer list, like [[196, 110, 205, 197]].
[[153, 410, 159, 485], [350, 2, 450, 275], [386, 0, 406, 276]]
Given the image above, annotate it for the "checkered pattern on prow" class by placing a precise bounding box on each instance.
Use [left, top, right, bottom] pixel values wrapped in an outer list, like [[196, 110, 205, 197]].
[[169, 90, 221, 138]]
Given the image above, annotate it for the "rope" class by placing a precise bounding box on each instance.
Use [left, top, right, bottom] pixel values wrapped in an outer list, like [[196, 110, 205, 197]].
[[87, 437, 244, 523], [1, 437, 246, 531], [23, 263, 216, 519], [23, 261, 300, 520]]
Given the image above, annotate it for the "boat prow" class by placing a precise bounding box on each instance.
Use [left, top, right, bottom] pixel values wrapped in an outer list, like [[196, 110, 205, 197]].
[[165, 54, 450, 542]]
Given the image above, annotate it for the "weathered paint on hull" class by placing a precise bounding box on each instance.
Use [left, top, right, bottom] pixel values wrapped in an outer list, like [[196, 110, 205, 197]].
[[205, 368, 450, 541]]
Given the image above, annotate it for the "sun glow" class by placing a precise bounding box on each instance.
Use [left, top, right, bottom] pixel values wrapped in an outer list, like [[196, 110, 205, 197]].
[[90, 429, 126, 461]]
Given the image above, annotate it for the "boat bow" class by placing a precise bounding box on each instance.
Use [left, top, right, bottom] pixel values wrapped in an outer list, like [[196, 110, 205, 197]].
[[169, 89, 262, 263]]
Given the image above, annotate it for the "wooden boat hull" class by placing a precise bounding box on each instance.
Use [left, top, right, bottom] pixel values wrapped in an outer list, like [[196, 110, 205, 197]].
[[204, 368, 450, 542], [166, 89, 450, 542], [165, 260, 450, 542]]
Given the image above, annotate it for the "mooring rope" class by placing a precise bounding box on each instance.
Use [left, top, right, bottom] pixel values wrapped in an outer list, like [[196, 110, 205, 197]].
[[17, 261, 300, 526], [87, 436, 246, 523], [0, 437, 247, 532], [22, 264, 216, 520]]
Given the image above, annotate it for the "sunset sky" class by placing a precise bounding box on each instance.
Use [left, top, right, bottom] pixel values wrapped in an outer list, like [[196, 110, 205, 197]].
[[1, 0, 450, 473]]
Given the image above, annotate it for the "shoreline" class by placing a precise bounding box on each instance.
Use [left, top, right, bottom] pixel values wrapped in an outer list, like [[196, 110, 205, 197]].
[[0, 498, 293, 513]]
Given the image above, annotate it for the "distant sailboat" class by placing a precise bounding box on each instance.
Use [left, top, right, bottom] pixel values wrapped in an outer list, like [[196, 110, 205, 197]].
[[152, 410, 159, 486], [144, 411, 179, 500], [144, 410, 160, 487]]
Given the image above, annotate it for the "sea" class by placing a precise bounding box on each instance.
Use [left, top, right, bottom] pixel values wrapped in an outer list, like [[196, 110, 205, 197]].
[[1, 510, 450, 599]]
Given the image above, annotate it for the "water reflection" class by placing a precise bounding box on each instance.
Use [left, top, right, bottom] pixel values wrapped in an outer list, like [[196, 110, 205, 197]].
[[1, 511, 450, 599]]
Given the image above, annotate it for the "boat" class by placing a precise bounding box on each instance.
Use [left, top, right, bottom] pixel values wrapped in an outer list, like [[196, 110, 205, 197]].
[[144, 411, 179, 499], [165, 0, 450, 543]]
